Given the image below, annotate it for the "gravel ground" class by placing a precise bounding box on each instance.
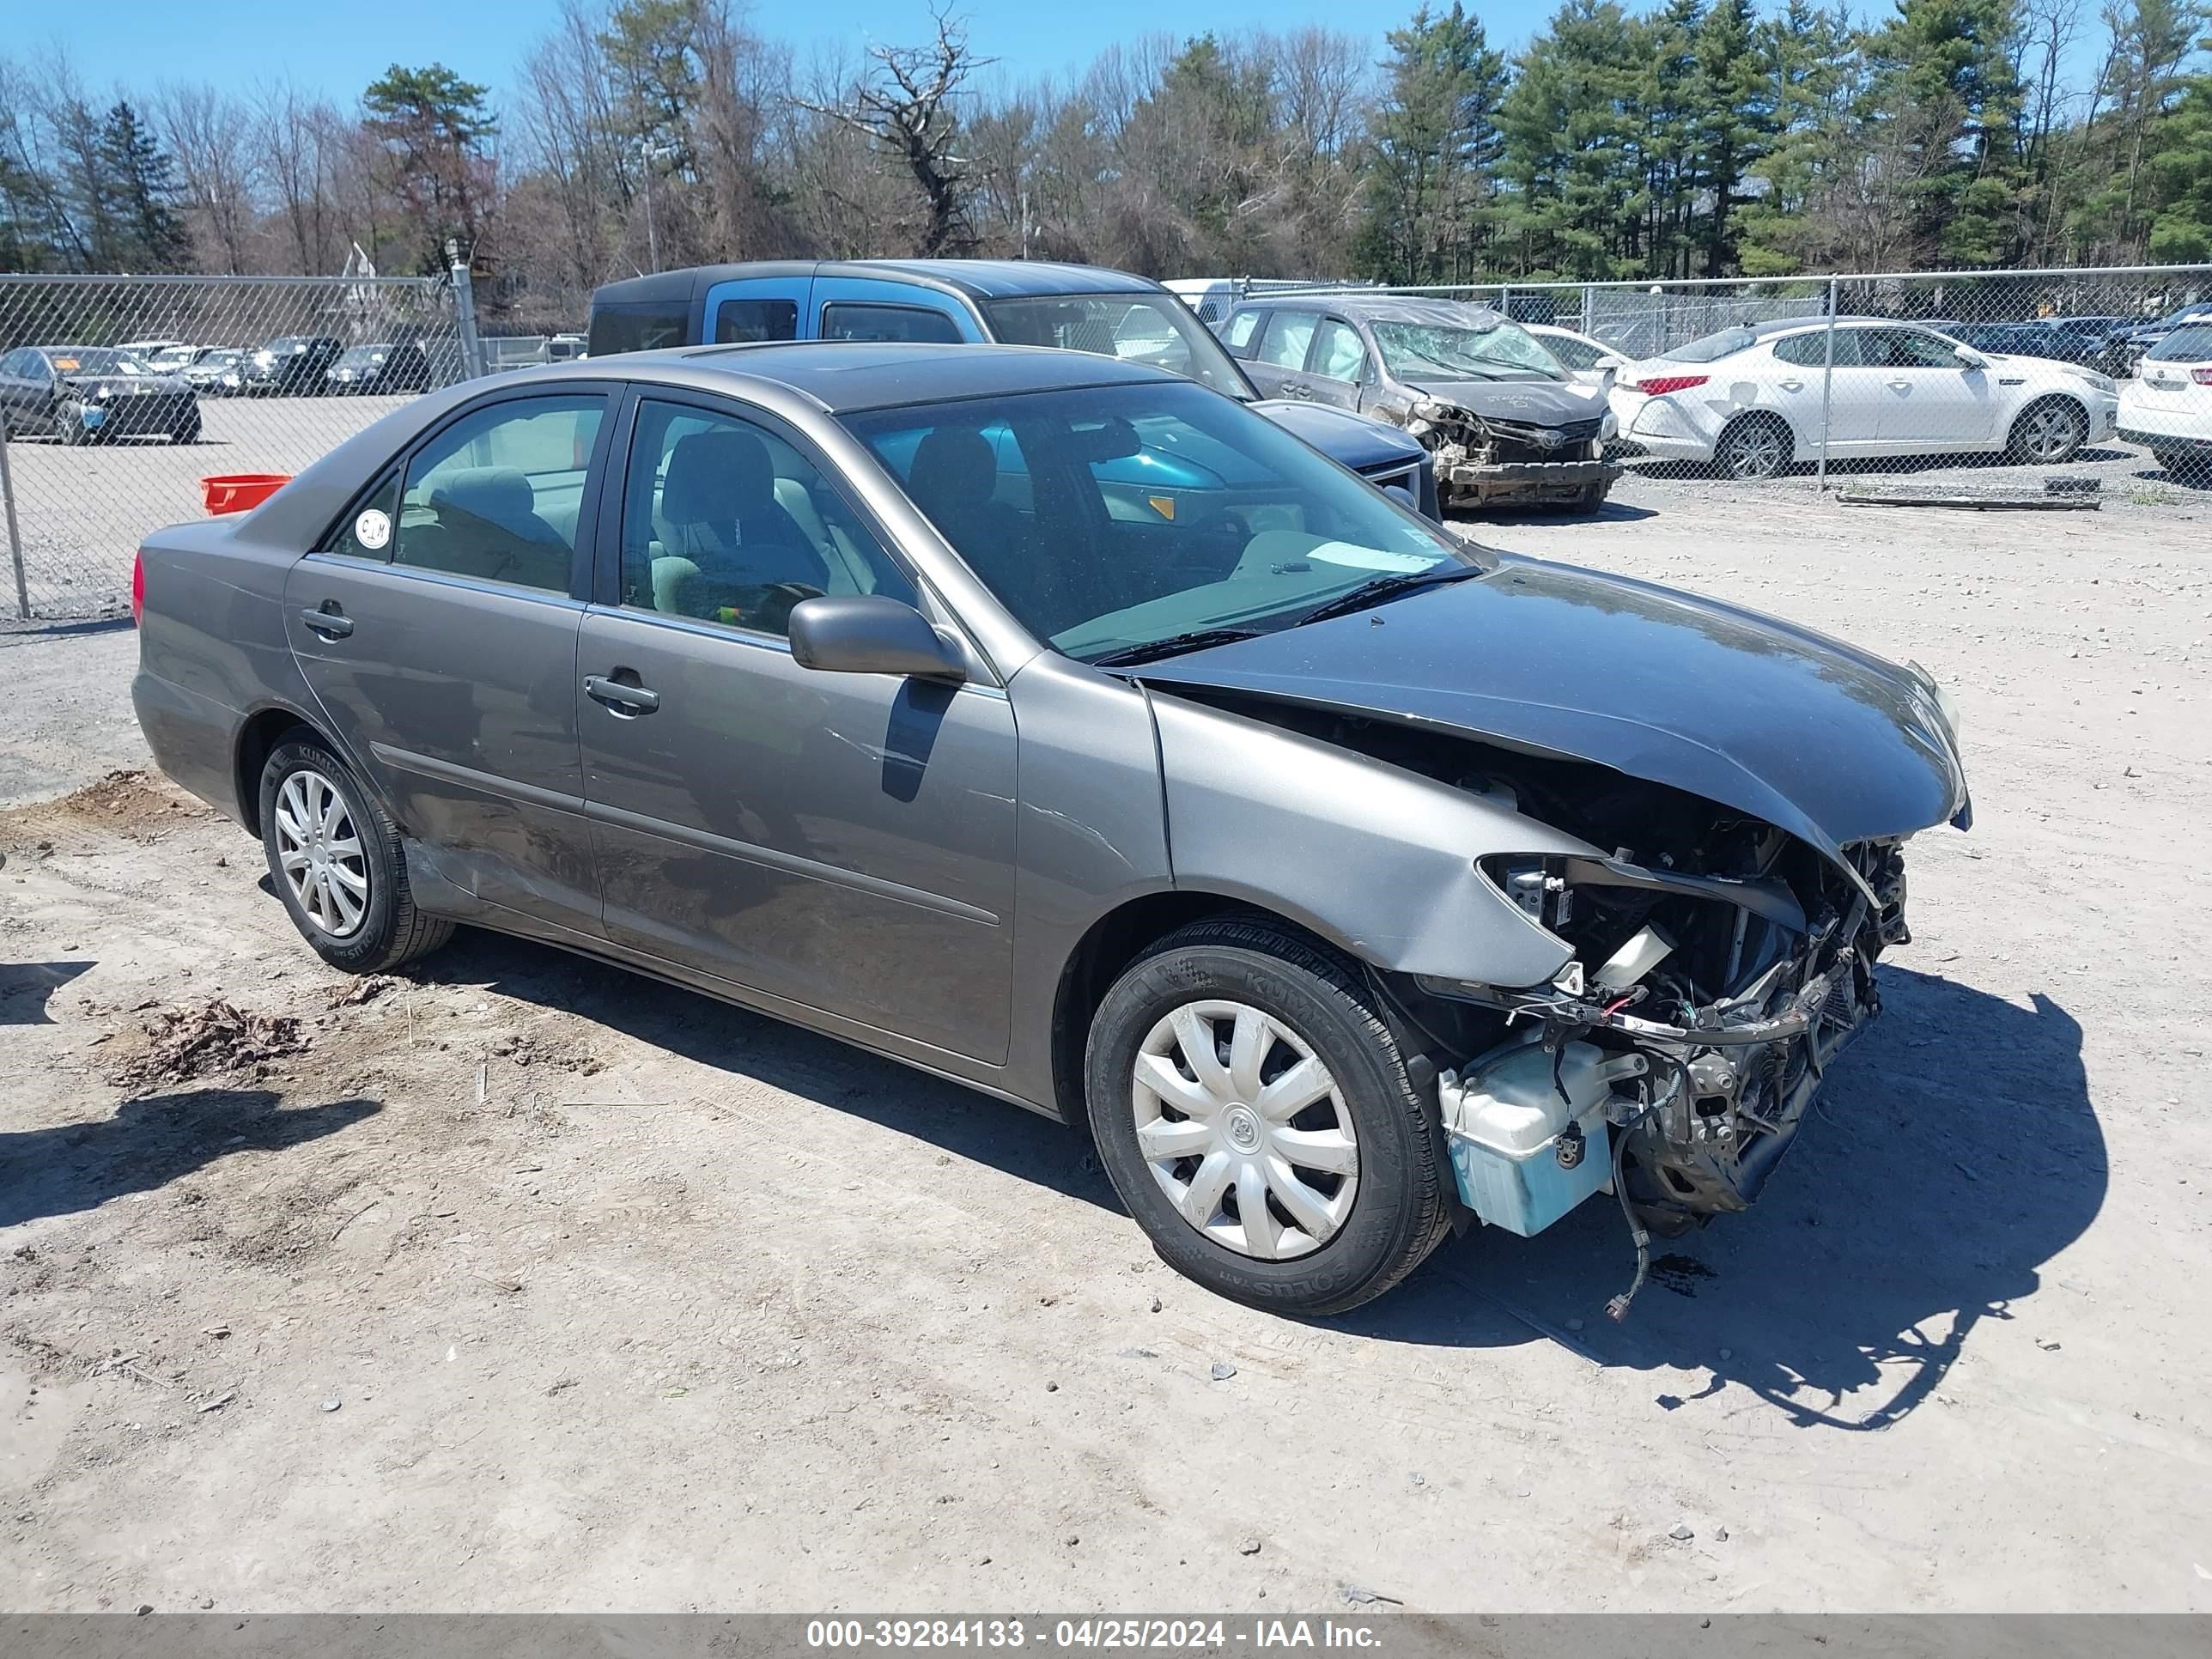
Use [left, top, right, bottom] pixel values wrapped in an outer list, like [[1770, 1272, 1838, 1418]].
[[1, 477, 2209, 1614]]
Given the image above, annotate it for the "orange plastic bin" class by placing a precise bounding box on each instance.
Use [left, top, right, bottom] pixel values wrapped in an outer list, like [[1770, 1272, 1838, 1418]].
[[202, 473, 292, 515]]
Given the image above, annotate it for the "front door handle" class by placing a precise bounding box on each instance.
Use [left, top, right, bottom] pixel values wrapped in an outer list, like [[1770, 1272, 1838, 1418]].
[[1778, 378, 1804, 392], [1887, 379, 1911, 390], [300, 606, 352, 638], [584, 673, 660, 715]]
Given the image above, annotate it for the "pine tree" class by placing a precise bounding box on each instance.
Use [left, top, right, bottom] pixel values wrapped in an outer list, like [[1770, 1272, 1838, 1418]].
[[1498, 0, 1647, 278], [363, 63, 499, 270], [94, 101, 189, 271], [1353, 5, 1509, 283]]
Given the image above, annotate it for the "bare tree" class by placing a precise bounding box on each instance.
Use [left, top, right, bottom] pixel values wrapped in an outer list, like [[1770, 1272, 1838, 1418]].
[[796, 4, 992, 256], [255, 82, 343, 273], [157, 83, 258, 272]]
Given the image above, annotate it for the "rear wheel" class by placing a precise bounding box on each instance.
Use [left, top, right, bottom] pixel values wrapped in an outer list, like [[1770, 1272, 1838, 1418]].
[[1714, 412, 1792, 480], [2151, 446, 2187, 473], [2008, 398, 2087, 465], [1084, 918, 1450, 1316], [259, 736, 453, 975], [172, 416, 201, 445]]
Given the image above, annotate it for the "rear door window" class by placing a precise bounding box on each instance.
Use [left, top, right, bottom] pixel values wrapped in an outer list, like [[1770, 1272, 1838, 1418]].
[[821, 303, 963, 344], [1256, 312, 1318, 370], [713, 299, 799, 344], [390, 395, 607, 592]]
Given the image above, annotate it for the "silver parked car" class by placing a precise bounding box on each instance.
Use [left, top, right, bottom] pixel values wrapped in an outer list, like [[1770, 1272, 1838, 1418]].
[[1220, 294, 1624, 510], [131, 342, 1969, 1316]]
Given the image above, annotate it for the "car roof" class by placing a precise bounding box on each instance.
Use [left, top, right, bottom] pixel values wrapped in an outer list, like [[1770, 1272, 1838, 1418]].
[[592, 258, 1165, 309], [1248, 293, 1511, 330], [594, 339, 1175, 412]]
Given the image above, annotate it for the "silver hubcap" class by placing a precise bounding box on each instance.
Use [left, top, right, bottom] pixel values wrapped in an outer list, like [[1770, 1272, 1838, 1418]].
[[1726, 423, 1784, 477], [2022, 406, 2077, 459], [275, 769, 368, 938], [1132, 1000, 1358, 1261]]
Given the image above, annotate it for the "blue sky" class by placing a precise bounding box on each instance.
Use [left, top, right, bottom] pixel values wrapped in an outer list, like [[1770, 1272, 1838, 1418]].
[[22, 1, 1554, 105]]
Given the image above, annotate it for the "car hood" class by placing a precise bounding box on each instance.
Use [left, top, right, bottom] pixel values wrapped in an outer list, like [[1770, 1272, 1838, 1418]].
[[63, 373, 190, 394], [1402, 379, 1612, 426], [1248, 399, 1429, 470], [1133, 553, 1969, 875]]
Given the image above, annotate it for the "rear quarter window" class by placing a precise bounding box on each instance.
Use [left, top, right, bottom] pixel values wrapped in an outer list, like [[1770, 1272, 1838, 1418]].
[[588, 304, 691, 356], [1663, 326, 1759, 364]]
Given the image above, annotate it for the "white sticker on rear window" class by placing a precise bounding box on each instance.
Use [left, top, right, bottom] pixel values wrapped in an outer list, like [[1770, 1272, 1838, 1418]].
[[354, 508, 391, 551]]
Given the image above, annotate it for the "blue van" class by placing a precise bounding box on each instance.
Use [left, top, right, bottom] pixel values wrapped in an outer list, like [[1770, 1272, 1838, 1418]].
[[586, 259, 1439, 519]]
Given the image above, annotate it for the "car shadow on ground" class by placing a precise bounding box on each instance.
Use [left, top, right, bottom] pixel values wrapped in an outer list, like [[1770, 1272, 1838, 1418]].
[[0, 961, 94, 1024], [1626, 447, 2138, 483], [1330, 966, 2100, 1431], [2132, 463, 2212, 490], [410, 930, 1116, 1212], [1459, 498, 1658, 528], [0, 1088, 380, 1228]]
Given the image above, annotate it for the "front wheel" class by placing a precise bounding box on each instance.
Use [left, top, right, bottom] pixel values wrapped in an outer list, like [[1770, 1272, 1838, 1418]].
[[59, 403, 93, 446], [2008, 398, 2087, 465], [1084, 918, 1451, 1316], [259, 735, 454, 975]]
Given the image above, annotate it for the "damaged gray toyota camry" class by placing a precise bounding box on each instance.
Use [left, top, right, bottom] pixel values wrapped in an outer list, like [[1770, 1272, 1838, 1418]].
[[131, 341, 1969, 1317]]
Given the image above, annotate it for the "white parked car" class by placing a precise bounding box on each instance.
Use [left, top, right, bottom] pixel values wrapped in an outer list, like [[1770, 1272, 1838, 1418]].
[[1609, 316, 2121, 479], [2117, 321, 2212, 476], [1525, 324, 1631, 388]]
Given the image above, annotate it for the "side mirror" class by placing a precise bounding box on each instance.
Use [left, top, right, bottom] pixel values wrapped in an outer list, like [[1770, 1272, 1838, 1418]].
[[788, 593, 968, 684], [1955, 346, 1989, 369]]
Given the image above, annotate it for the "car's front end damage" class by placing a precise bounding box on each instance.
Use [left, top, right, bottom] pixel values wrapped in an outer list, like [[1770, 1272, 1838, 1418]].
[[1423, 805, 1917, 1317], [1400, 392, 1625, 508], [1136, 551, 1970, 1313]]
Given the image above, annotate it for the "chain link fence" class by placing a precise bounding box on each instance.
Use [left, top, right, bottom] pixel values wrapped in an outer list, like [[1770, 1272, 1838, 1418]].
[[8, 261, 2212, 618], [1, 271, 484, 618], [1251, 264, 2212, 507]]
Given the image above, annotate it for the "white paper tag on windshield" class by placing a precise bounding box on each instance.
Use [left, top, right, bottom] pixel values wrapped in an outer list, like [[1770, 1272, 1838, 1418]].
[[354, 508, 391, 551], [1305, 541, 1434, 572]]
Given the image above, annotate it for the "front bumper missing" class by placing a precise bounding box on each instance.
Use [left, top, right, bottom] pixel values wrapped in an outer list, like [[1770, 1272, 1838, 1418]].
[[1440, 457, 1624, 505]]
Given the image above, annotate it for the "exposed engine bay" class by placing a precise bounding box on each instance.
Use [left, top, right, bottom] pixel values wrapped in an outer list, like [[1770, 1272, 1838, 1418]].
[[1395, 397, 1626, 508], [1197, 698, 1919, 1318]]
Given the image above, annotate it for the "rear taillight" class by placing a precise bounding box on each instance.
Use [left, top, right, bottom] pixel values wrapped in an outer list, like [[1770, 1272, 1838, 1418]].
[[1636, 374, 1709, 397], [131, 549, 145, 626], [2191, 367, 2212, 386]]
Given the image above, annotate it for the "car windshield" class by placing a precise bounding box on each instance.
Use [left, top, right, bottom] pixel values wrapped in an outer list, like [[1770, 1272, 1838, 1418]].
[[44, 349, 145, 374], [1660, 326, 1759, 364], [980, 295, 1254, 399], [1370, 318, 1561, 380], [337, 346, 389, 368], [842, 380, 1476, 665], [2147, 325, 2212, 362]]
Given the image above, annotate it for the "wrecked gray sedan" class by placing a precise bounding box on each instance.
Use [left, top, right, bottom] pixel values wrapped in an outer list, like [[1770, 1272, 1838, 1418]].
[[1224, 293, 1626, 511], [131, 341, 1967, 1316]]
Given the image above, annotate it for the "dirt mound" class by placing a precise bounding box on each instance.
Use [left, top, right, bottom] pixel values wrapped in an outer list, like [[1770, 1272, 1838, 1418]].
[[0, 768, 213, 849], [109, 998, 310, 1091]]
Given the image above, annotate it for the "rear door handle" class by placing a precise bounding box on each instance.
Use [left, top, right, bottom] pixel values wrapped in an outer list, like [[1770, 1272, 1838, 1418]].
[[1778, 378, 1804, 392], [584, 673, 660, 715], [300, 606, 352, 638], [1887, 379, 1911, 390]]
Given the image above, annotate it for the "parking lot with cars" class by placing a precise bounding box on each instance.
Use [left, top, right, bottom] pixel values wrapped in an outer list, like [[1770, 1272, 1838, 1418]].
[[4, 447, 2209, 1611]]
